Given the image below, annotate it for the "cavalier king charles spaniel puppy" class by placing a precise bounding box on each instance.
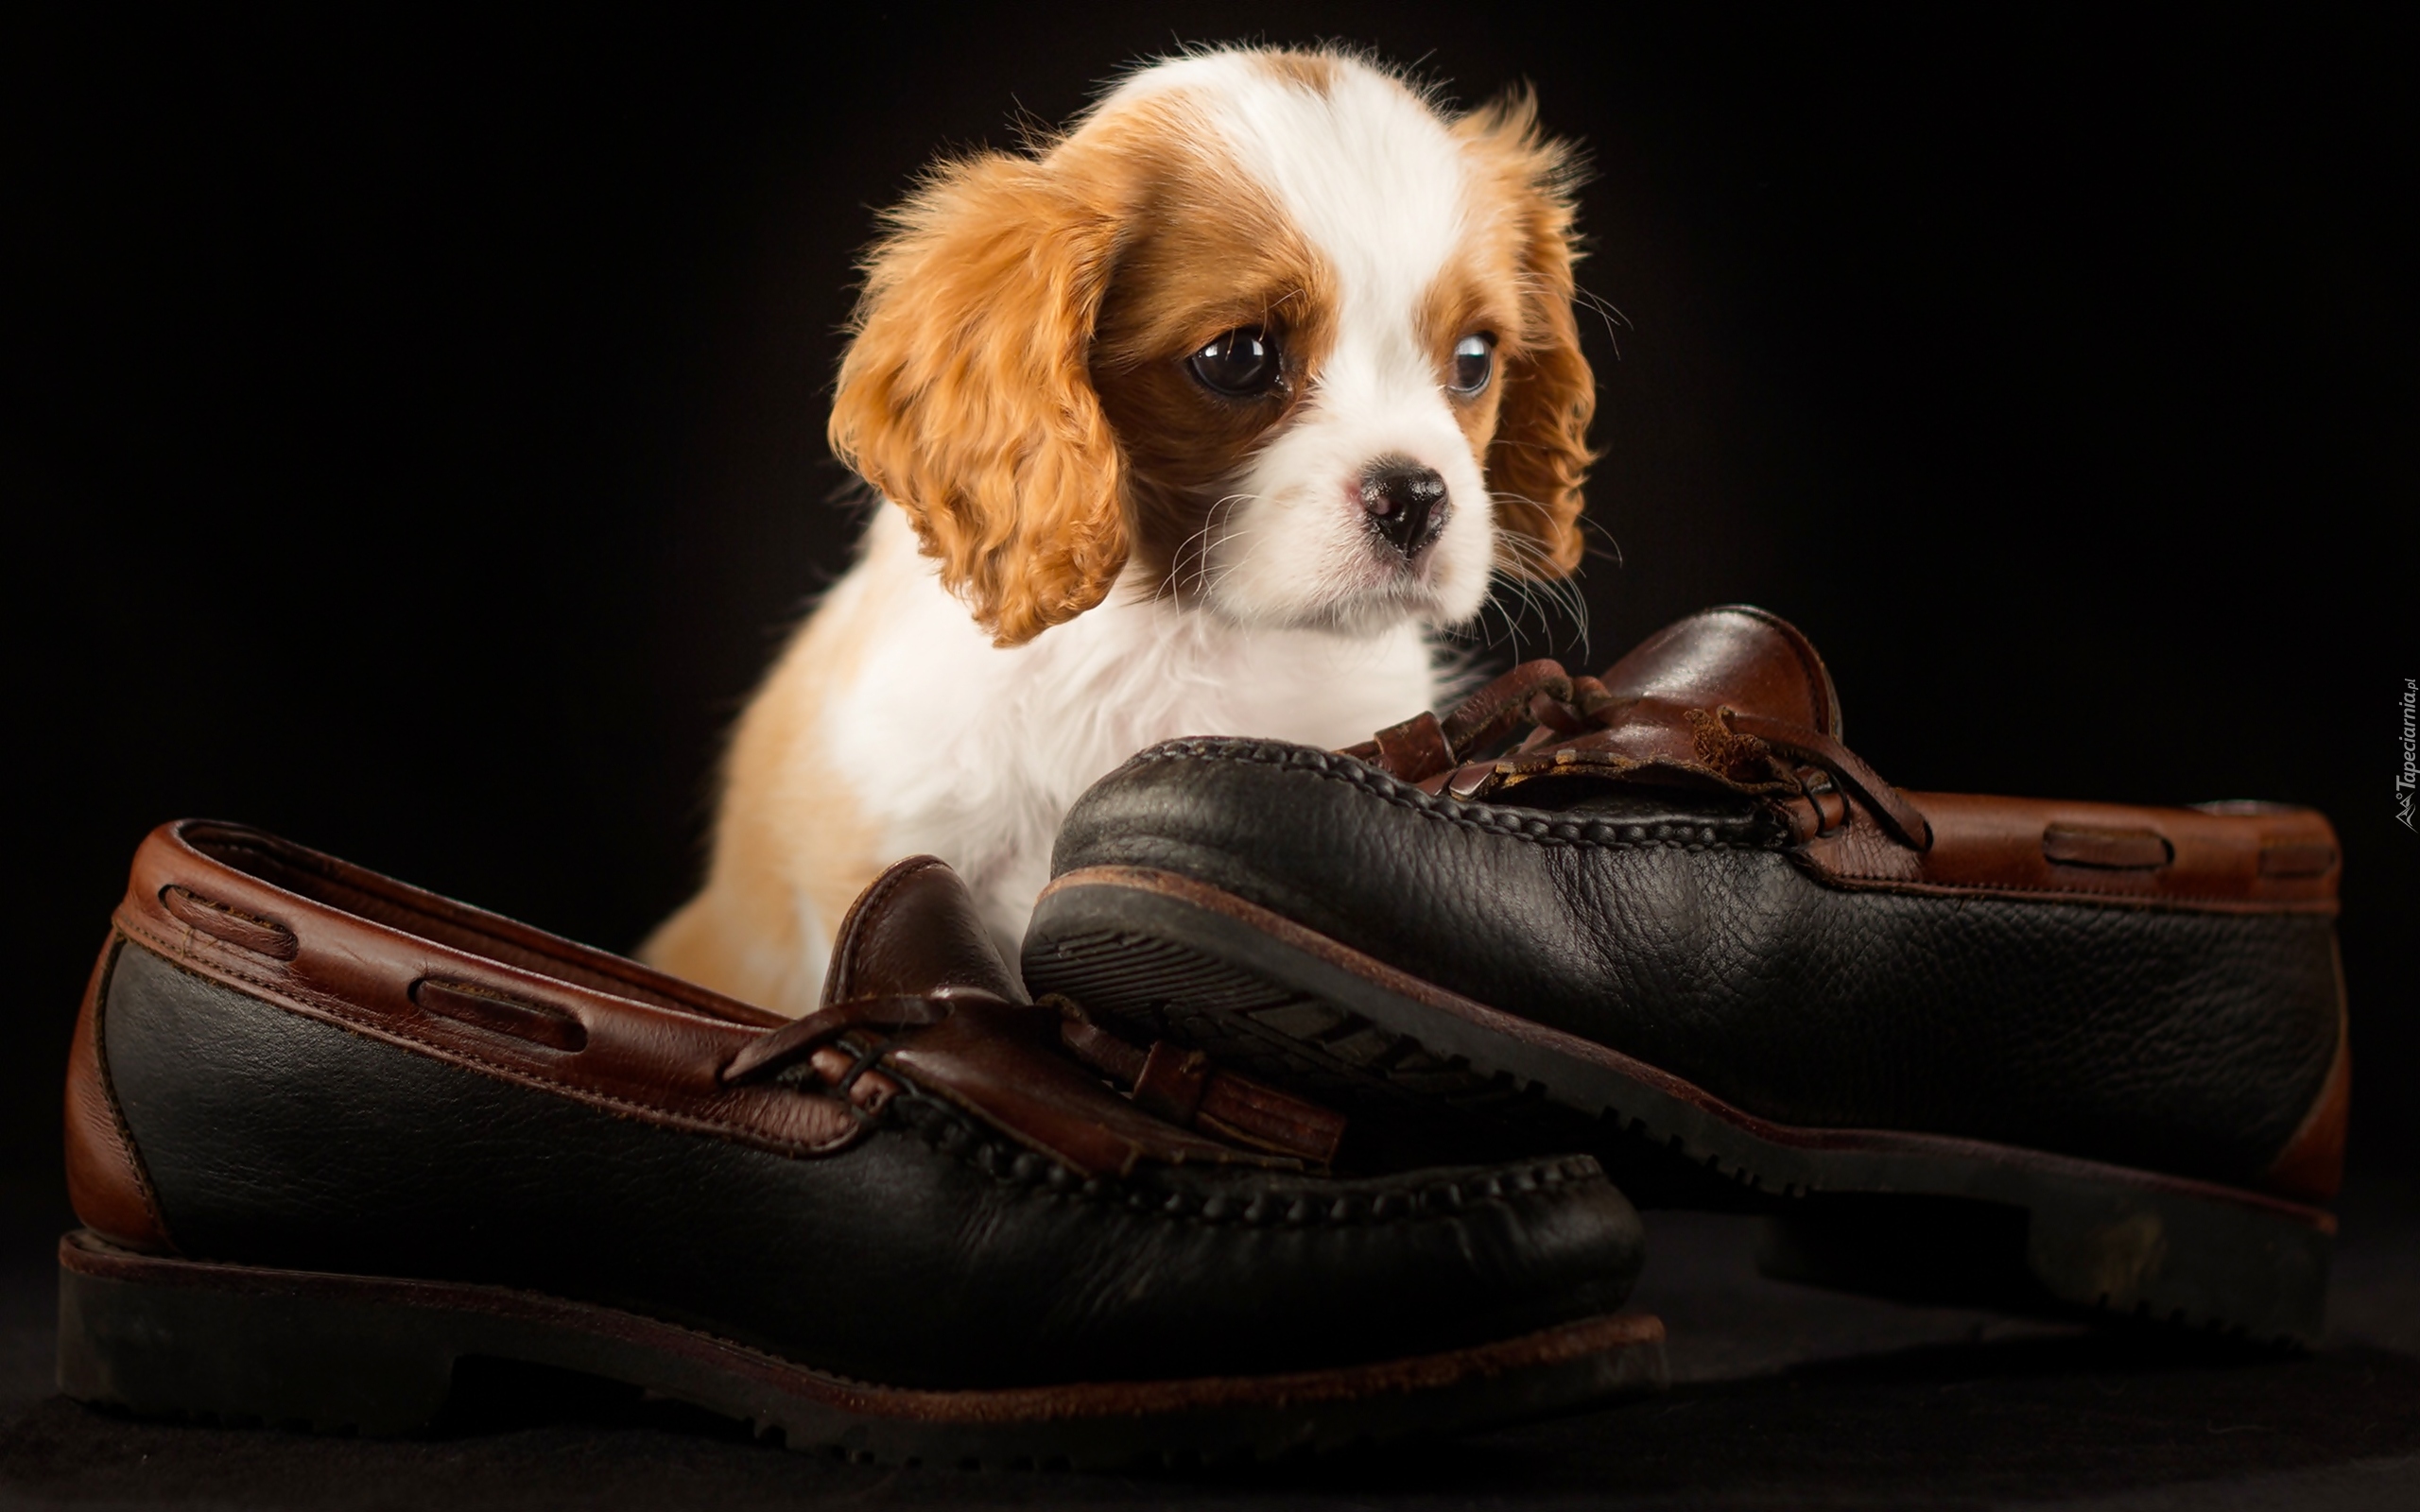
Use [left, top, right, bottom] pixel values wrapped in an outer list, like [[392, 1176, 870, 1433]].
[[644, 45, 1594, 1015]]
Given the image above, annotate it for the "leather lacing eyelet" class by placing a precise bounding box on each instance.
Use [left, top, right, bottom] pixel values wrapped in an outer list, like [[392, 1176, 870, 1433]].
[[160, 885, 299, 960], [411, 977, 588, 1052]]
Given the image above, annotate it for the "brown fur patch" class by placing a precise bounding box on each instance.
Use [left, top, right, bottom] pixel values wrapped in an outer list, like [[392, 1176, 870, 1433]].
[[1452, 88, 1595, 577], [826, 125, 1137, 647], [1089, 124, 1337, 593], [1417, 249, 1523, 460]]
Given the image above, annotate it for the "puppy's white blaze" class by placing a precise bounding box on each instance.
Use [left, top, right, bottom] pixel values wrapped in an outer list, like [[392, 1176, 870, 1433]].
[[1120, 53, 1497, 632], [1110, 54, 1467, 320]]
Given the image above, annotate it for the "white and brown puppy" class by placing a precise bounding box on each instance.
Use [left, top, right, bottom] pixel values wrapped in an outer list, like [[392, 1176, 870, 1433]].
[[645, 46, 1594, 1015]]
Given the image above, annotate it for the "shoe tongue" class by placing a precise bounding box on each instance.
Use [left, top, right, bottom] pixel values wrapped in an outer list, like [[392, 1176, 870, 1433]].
[[822, 857, 1024, 1006], [1599, 605, 1843, 737]]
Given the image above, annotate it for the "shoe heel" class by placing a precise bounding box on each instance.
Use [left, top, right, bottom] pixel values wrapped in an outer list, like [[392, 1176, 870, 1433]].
[[58, 1234, 460, 1434], [2020, 1178, 2331, 1343], [1755, 1176, 2333, 1346]]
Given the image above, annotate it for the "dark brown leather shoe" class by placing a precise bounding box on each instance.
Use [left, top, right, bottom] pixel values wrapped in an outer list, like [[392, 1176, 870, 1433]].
[[1026, 607, 2347, 1345], [60, 821, 1664, 1467]]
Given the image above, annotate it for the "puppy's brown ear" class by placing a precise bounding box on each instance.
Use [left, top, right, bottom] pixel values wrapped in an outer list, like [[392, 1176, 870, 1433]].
[[829, 153, 1126, 647], [1458, 88, 1595, 579]]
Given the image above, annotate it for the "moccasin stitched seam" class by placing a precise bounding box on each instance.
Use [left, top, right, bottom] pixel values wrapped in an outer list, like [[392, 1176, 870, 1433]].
[[1130, 738, 1777, 850], [892, 1095, 1602, 1228]]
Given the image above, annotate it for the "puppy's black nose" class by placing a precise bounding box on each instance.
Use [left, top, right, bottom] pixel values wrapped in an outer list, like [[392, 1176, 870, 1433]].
[[1359, 460, 1449, 557]]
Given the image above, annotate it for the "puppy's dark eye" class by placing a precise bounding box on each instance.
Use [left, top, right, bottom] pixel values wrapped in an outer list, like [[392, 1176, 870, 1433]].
[[1449, 334, 1495, 396], [1189, 327, 1282, 397]]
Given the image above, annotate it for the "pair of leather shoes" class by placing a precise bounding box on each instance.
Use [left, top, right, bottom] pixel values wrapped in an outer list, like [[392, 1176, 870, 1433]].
[[1026, 606, 2348, 1347], [60, 822, 1664, 1468], [58, 604, 2345, 1469]]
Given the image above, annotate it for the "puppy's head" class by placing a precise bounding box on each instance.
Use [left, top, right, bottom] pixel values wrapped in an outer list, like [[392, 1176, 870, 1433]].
[[830, 47, 1593, 647]]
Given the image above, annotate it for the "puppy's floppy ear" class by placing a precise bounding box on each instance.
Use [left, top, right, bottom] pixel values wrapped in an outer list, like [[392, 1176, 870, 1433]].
[[829, 152, 1126, 647], [1458, 88, 1595, 579]]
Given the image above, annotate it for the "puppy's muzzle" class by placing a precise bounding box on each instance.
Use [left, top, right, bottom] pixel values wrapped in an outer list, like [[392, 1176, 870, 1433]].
[[1360, 459, 1449, 558]]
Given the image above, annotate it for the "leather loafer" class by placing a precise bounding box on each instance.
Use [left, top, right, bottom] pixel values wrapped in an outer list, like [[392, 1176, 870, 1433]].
[[61, 821, 1664, 1467], [1026, 606, 2348, 1345]]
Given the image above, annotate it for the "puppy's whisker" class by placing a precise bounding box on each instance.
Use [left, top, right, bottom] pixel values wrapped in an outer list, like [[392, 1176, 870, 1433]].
[[1572, 282, 1634, 360], [1480, 503, 1592, 661], [1575, 511, 1626, 571], [1155, 490, 1261, 607]]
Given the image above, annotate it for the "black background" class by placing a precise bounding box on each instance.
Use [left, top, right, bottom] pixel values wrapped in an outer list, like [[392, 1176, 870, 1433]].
[[9, 5, 2412, 1188]]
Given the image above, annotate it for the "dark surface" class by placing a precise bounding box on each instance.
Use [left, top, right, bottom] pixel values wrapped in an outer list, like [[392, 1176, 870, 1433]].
[[5, 1170, 2416, 1509]]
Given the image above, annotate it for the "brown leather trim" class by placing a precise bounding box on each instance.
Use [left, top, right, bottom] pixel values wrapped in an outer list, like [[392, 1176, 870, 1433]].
[[821, 854, 1017, 1007], [1040, 867, 2340, 1232], [1727, 711, 1930, 850], [174, 822, 787, 1025], [821, 855, 1308, 1173], [2264, 943, 2350, 1204], [720, 994, 960, 1085], [1194, 1074, 1348, 1166], [1354, 609, 2337, 919], [1597, 605, 1842, 737], [161, 885, 300, 960], [62, 935, 173, 1253], [885, 999, 1286, 1177], [1131, 1041, 1213, 1124], [1780, 791, 2341, 914], [2258, 841, 2340, 878], [60, 1230, 1665, 1417], [1051, 1010, 1348, 1164], [1372, 711, 1456, 784], [1443, 662, 1578, 755], [2041, 825, 2172, 870], [113, 821, 862, 1160], [411, 978, 590, 1053]]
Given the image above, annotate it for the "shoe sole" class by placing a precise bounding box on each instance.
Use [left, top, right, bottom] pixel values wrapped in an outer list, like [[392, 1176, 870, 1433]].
[[56, 1230, 1667, 1469], [1026, 868, 2335, 1347]]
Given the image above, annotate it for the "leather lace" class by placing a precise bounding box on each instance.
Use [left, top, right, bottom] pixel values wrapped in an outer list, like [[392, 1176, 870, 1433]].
[[1353, 658, 1932, 851], [717, 988, 1348, 1165], [717, 991, 977, 1085]]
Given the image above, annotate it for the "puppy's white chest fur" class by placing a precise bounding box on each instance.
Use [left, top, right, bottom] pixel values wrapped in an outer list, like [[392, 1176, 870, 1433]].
[[832, 509, 1438, 966], [645, 507, 1444, 1018]]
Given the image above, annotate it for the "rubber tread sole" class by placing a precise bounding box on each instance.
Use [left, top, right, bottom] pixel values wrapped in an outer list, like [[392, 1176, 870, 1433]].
[[1024, 871, 2334, 1348], [55, 1232, 1668, 1469]]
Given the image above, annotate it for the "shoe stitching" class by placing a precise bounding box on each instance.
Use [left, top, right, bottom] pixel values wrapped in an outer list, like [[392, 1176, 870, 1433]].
[[1125, 740, 2326, 909], [1129, 739, 1776, 851], [891, 1095, 1603, 1229]]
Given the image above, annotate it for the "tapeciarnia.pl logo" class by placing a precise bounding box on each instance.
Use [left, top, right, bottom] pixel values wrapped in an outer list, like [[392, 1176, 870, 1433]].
[[2399, 677, 2417, 831]]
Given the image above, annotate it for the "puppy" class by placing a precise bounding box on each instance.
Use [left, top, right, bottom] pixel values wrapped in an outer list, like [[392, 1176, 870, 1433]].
[[644, 45, 1594, 1015]]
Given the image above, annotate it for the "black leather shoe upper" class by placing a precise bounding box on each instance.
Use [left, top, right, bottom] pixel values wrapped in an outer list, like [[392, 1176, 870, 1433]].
[[78, 825, 1644, 1393], [1046, 610, 2345, 1194]]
